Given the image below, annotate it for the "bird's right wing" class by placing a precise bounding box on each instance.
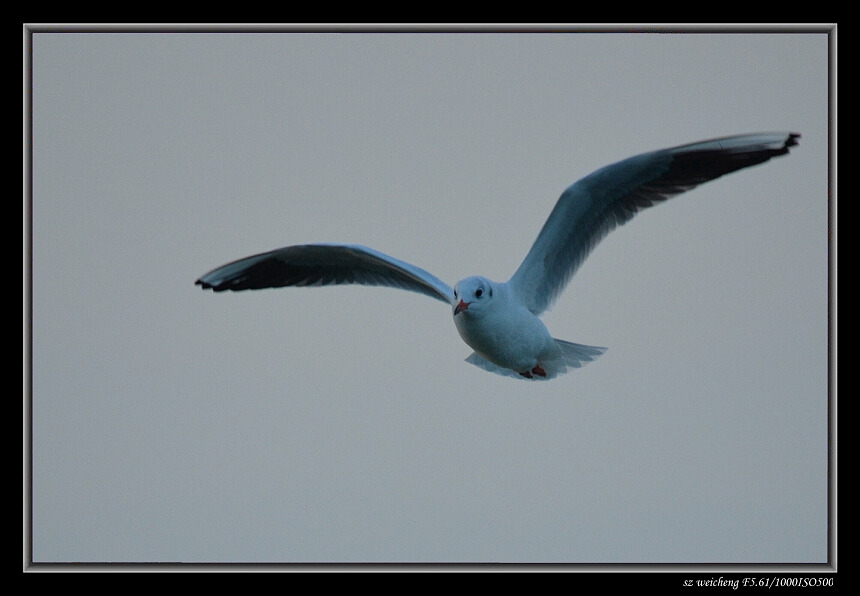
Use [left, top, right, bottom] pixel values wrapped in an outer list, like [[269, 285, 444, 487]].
[[195, 243, 455, 305], [507, 132, 800, 316]]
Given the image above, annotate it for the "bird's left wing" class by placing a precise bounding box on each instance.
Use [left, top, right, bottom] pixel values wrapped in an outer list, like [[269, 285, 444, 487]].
[[196, 243, 454, 305], [507, 132, 800, 315]]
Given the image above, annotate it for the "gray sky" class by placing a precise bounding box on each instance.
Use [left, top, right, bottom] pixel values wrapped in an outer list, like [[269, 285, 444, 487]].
[[29, 28, 830, 565]]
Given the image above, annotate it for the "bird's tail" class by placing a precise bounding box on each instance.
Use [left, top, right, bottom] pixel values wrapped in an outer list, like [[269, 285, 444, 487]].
[[554, 339, 607, 370], [464, 339, 606, 380]]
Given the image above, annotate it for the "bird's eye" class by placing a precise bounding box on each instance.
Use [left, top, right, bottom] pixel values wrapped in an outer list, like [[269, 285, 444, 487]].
[[475, 288, 483, 298], [454, 290, 458, 298]]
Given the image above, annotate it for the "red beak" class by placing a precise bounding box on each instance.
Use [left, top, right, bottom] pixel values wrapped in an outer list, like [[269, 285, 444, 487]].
[[454, 299, 470, 315]]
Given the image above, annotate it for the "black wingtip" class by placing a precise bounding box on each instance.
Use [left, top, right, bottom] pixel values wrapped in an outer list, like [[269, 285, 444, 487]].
[[195, 277, 218, 291]]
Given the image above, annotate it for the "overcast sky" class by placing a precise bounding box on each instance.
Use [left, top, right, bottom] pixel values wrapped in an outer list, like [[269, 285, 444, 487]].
[[29, 28, 830, 566]]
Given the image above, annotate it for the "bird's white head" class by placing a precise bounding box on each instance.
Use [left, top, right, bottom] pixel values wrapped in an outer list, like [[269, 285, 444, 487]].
[[453, 276, 496, 317]]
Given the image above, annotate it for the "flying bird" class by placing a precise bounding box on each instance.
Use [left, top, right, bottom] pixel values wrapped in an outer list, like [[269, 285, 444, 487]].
[[196, 132, 799, 380]]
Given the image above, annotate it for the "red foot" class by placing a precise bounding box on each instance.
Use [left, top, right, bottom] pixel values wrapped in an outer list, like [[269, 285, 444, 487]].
[[519, 364, 547, 379]]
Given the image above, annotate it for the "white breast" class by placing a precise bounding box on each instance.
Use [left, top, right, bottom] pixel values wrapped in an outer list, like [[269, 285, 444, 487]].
[[453, 285, 554, 372]]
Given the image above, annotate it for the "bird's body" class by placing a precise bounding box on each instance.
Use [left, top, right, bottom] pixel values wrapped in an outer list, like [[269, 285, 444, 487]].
[[452, 278, 555, 376], [196, 132, 799, 380], [451, 276, 604, 379]]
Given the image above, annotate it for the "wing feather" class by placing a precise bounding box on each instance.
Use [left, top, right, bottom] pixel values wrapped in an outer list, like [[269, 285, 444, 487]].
[[195, 243, 454, 305], [508, 132, 800, 315]]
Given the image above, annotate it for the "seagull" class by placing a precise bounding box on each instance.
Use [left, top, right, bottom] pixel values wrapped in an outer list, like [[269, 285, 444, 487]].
[[196, 132, 799, 380]]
